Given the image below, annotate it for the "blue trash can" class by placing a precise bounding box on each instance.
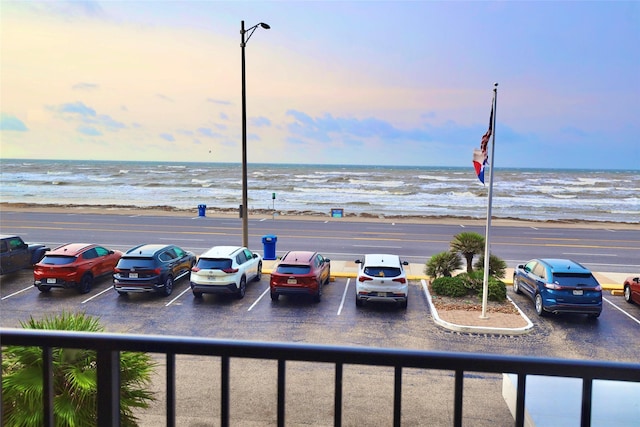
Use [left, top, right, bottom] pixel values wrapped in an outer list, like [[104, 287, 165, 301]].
[[262, 235, 277, 260], [198, 204, 207, 217]]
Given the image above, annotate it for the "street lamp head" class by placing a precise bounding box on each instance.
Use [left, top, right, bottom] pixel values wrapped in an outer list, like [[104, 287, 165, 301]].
[[259, 22, 270, 29]]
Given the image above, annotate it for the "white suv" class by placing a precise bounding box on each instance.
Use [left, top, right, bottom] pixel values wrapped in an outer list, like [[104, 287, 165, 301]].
[[355, 254, 409, 309], [190, 246, 262, 299]]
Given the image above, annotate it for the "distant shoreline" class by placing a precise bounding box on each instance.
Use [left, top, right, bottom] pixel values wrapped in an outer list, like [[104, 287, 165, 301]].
[[2, 202, 637, 230]]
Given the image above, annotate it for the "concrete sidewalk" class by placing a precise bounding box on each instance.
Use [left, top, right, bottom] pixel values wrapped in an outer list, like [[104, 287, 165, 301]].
[[261, 259, 628, 291]]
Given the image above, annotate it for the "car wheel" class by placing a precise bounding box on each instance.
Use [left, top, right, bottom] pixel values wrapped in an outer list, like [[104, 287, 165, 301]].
[[236, 276, 246, 299], [513, 277, 521, 294], [37, 285, 51, 293], [324, 268, 331, 285], [162, 276, 174, 296], [400, 298, 408, 309], [624, 285, 633, 304], [355, 297, 363, 307], [117, 291, 128, 296], [534, 293, 546, 317], [270, 291, 279, 301], [588, 312, 601, 319], [254, 262, 262, 282], [78, 273, 93, 294], [193, 291, 202, 298], [313, 281, 322, 303]]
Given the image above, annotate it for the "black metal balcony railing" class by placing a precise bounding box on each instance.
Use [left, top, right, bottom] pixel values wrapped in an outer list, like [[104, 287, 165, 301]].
[[1, 328, 639, 427]]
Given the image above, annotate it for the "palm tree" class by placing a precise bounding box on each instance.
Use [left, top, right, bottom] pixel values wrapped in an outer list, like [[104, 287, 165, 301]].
[[2, 311, 156, 427], [425, 251, 463, 278], [450, 232, 485, 274]]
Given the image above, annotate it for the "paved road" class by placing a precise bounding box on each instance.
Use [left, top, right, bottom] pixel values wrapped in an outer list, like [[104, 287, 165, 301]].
[[2, 211, 638, 425]]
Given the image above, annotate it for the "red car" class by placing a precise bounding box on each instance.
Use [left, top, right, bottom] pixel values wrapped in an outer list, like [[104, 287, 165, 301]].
[[270, 251, 330, 302], [623, 276, 640, 305], [34, 243, 123, 294]]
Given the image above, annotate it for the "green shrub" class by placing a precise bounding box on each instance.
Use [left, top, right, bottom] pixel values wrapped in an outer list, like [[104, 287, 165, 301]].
[[473, 253, 507, 279], [424, 251, 462, 278], [453, 271, 507, 302], [431, 276, 468, 297]]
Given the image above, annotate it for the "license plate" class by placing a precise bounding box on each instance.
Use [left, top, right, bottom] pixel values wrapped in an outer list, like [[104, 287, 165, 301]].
[[377, 292, 387, 297], [287, 278, 297, 285], [129, 273, 138, 279], [46, 278, 56, 284], [573, 290, 583, 296]]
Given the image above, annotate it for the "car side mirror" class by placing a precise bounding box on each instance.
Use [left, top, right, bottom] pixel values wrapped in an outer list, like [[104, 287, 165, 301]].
[[402, 261, 409, 266], [355, 259, 362, 264], [325, 258, 331, 263], [253, 253, 259, 259]]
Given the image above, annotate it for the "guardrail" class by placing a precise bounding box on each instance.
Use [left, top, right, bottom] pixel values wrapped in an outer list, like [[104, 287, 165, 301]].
[[2, 328, 639, 427]]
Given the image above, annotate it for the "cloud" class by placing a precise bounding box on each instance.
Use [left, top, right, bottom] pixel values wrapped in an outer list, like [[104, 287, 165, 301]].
[[72, 82, 99, 90], [207, 98, 232, 106], [198, 128, 220, 138], [156, 94, 174, 102], [0, 114, 28, 131], [77, 125, 101, 136], [160, 133, 175, 142], [251, 116, 271, 127], [55, 101, 97, 117]]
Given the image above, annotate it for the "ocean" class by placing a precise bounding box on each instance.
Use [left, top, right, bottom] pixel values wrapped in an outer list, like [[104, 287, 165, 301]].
[[1, 159, 638, 224]]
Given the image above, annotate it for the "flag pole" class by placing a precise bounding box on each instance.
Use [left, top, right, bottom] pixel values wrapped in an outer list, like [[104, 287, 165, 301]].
[[481, 83, 498, 319]]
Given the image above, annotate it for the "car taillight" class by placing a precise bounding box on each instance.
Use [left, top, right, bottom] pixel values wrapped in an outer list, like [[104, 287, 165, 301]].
[[393, 278, 406, 284], [544, 283, 563, 290], [222, 268, 239, 274], [153, 268, 162, 275], [191, 267, 200, 272], [595, 285, 602, 291], [358, 276, 373, 282], [114, 268, 121, 273]]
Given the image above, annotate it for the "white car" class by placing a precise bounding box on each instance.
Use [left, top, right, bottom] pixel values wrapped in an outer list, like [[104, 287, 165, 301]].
[[355, 254, 409, 308], [190, 246, 262, 299]]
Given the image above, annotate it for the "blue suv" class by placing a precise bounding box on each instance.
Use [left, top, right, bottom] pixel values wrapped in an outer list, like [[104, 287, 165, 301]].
[[513, 258, 602, 318], [113, 244, 196, 296]]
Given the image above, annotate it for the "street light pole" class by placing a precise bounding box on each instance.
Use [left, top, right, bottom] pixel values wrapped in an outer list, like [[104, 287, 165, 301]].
[[240, 20, 270, 248]]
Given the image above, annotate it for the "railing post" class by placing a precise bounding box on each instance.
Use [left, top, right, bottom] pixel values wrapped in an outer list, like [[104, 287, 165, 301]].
[[221, 356, 230, 427], [515, 374, 526, 427], [454, 370, 463, 427], [42, 347, 54, 427], [581, 377, 593, 427], [277, 359, 286, 427], [334, 363, 343, 427], [393, 366, 402, 427], [97, 349, 120, 427], [167, 353, 176, 427]]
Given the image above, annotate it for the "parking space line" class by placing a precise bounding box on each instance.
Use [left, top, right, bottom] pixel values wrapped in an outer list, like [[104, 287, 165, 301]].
[[1, 286, 33, 300], [337, 278, 350, 316], [248, 287, 270, 311], [166, 288, 191, 307], [603, 297, 640, 326], [81, 287, 112, 304]]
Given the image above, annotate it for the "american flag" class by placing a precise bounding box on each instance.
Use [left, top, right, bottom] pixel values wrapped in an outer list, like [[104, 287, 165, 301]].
[[473, 106, 493, 184]]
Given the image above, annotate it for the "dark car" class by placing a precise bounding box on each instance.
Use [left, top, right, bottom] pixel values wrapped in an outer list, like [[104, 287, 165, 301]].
[[113, 244, 196, 296], [269, 251, 330, 302], [513, 258, 602, 318], [33, 243, 123, 294], [623, 276, 640, 305], [0, 235, 49, 275]]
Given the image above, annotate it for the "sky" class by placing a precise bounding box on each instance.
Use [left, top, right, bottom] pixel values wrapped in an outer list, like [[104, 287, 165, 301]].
[[1, 1, 638, 169]]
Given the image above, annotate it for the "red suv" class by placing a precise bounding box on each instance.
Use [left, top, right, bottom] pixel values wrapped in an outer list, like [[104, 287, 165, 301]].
[[34, 243, 123, 294], [269, 251, 330, 302]]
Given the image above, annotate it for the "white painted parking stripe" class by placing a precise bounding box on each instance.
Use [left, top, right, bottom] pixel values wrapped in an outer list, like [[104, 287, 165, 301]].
[[603, 297, 640, 326], [352, 244, 402, 249], [81, 287, 112, 304], [562, 253, 617, 257], [337, 278, 350, 316], [248, 287, 270, 311], [165, 287, 191, 306], [1, 286, 33, 300]]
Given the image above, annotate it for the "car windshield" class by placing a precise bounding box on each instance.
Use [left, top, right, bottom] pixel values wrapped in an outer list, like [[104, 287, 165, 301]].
[[117, 257, 156, 269], [552, 272, 598, 287], [364, 266, 401, 278], [276, 264, 310, 275], [196, 258, 232, 270], [40, 255, 76, 265]]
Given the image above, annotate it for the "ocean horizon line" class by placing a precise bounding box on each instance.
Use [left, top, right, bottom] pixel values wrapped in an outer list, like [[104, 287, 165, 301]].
[[2, 158, 638, 174]]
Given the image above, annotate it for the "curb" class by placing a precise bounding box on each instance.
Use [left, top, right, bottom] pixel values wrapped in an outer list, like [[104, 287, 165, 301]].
[[420, 279, 535, 336]]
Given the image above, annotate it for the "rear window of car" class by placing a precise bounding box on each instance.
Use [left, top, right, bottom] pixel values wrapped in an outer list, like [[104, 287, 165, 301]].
[[276, 264, 311, 275], [40, 255, 76, 265], [552, 273, 598, 287], [117, 257, 156, 269], [364, 266, 402, 278], [196, 258, 232, 270]]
